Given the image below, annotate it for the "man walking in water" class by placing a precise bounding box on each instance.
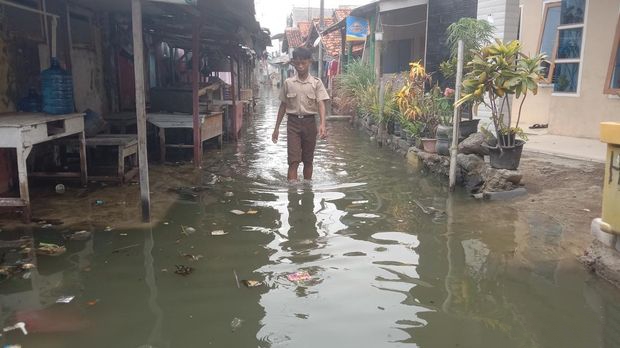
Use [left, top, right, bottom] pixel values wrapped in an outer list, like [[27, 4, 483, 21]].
[[272, 47, 329, 181]]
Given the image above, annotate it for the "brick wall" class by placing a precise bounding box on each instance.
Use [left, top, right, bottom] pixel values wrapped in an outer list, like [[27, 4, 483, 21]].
[[425, 0, 479, 84]]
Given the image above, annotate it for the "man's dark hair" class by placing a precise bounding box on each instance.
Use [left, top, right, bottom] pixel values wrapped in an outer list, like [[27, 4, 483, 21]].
[[292, 47, 312, 60]]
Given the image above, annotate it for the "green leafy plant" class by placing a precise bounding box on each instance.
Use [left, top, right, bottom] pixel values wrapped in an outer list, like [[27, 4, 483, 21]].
[[394, 62, 456, 138], [456, 40, 545, 148], [441, 18, 495, 80], [333, 59, 376, 117]]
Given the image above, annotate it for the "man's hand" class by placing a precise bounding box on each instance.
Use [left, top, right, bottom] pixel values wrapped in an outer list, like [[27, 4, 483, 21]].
[[272, 128, 279, 143], [318, 123, 327, 139]]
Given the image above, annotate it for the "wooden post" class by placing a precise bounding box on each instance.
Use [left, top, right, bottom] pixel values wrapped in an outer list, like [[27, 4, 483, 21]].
[[131, 0, 151, 222], [340, 28, 346, 72], [230, 56, 237, 141], [449, 40, 464, 192], [191, 18, 201, 167], [318, 0, 324, 79]]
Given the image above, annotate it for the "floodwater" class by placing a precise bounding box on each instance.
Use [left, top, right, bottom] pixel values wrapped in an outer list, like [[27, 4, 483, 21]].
[[2, 88, 620, 348]]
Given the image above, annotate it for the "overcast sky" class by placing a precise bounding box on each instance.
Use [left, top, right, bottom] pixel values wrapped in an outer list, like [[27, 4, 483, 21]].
[[254, 0, 373, 35]]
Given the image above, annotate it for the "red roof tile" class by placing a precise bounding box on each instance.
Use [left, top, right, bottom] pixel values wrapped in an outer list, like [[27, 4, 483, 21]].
[[334, 8, 352, 22], [285, 27, 303, 48], [312, 17, 341, 58], [298, 21, 311, 40]]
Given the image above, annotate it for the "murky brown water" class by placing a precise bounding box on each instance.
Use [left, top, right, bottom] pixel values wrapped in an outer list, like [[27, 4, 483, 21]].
[[2, 88, 620, 348]]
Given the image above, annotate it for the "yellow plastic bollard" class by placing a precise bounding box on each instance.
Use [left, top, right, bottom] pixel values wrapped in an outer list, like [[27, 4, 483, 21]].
[[600, 122, 620, 235]]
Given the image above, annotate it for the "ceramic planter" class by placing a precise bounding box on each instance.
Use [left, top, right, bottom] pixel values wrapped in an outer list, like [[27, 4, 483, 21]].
[[421, 138, 437, 153]]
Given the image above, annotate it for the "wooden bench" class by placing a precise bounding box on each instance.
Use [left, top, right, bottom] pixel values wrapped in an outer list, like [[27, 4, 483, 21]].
[[147, 112, 223, 163], [85, 134, 138, 184]]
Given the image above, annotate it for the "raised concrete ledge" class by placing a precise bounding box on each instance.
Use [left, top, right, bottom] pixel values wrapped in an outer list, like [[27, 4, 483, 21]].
[[591, 218, 618, 249]]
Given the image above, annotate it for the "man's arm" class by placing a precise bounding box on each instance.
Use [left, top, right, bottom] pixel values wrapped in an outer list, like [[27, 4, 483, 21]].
[[315, 79, 330, 139], [272, 102, 287, 143], [318, 100, 327, 139]]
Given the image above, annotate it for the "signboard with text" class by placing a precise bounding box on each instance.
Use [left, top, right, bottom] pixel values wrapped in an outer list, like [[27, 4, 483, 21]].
[[346, 16, 369, 42]]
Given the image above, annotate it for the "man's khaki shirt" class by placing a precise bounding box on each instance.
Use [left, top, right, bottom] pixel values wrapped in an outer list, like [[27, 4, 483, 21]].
[[279, 74, 330, 115]]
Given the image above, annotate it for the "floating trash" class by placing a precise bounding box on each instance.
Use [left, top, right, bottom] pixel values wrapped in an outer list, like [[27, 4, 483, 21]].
[[64, 230, 92, 241], [246, 210, 258, 215], [36, 243, 66, 256], [230, 210, 245, 215], [352, 200, 368, 205], [3, 322, 27, 335], [287, 271, 311, 283], [55, 184, 65, 194], [242, 280, 262, 288], [56, 296, 75, 304], [104, 226, 113, 232], [211, 230, 228, 236], [230, 317, 243, 332], [40, 224, 53, 229], [174, 265, 194, 276], [95, 199, 105, 206], [181, 226, 196, 236], [180, 253, 203, 261], [352, 213, 381, 219], [87, 299, 100, 306], [21, 263, 35, 270], [224, 192, 234, 197]]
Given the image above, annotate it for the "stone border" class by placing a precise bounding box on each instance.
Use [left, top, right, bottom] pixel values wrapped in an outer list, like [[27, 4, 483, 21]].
[[356, 116, 526, 198]]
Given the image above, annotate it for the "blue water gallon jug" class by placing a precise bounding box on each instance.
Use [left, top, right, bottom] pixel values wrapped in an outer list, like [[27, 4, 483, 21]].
[[41, 57, 74, 115]]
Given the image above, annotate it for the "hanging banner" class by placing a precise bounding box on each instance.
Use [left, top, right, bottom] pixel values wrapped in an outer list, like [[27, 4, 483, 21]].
[[346, 16, 369, 42]]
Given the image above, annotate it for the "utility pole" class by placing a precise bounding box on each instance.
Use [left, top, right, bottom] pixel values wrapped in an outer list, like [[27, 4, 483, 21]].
[[131, 0, 151, 222], [318, 0, 324, 79]]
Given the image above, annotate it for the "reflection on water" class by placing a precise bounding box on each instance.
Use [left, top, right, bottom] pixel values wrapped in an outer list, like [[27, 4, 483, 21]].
[[2, 87, 620, 347]]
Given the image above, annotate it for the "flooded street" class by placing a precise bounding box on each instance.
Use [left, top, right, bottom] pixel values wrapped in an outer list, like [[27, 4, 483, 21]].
[[2, 88, 620, 348]]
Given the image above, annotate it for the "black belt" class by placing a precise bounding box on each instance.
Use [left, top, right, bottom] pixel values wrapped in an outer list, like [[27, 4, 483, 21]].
[[287, 114, 316, 119]]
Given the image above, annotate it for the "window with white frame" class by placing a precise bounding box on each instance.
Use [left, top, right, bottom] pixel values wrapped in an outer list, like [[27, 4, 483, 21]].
[[605, 14, 620, 94], [551, 0, 586, 93], [538, 2, 561, 81]]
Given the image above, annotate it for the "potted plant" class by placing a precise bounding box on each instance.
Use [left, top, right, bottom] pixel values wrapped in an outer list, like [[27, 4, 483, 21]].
[[426, 85, 454, 155], [456, 40, 545, 170], [440, 18, 495, 138], [395, 62, 441, 154]]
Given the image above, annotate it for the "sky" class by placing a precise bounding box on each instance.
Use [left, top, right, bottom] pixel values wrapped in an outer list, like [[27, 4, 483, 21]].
[[254, 0, 373, 35]]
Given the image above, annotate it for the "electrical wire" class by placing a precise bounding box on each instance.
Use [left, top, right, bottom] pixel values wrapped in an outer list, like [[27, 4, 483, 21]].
[[381, 19, 426, 28]]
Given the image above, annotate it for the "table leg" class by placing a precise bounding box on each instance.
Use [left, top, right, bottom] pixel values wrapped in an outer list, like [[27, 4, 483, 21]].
[[118, 145, 125, 184], [16, 148, 31, 223], [159, 127, 166, 163], [79, 131, 88, 186]]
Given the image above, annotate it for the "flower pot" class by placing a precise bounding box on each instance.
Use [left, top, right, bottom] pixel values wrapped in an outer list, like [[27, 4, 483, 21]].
[[459, 119, 480, 139], [421, 138, 437, 153], [405, 131, 417, 145], [393, 121, 402, 136], [484, 140, 525, 170], [400, 129, 408, 140], [436, 125, 453, 156]]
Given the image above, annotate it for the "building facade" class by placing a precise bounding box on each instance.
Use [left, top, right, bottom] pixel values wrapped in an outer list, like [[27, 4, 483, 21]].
[[513, 0, 620, 139]]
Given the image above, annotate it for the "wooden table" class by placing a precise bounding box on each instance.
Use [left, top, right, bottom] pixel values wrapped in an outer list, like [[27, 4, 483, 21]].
[[147, 112, 223, 163], [103, 112, 137, 134], [85, 134, 138, 183], [0, 113, 87, 221]]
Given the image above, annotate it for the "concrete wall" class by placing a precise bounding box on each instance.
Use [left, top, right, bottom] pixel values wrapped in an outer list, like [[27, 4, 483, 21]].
[[477, 0, 520, 41], [514, 0, 620, 139]]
